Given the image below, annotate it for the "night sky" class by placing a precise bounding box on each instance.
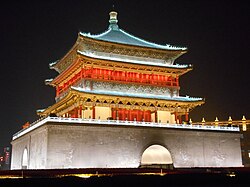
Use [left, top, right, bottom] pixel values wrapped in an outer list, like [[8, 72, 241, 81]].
[[0, 0, 249, 150]]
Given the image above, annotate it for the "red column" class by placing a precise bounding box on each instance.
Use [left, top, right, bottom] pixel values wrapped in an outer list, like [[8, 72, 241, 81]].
[[128, 110, 131, 121], [131, 110, 135, 121], [155, 111, 157, 123], [148, 111, 151, 122], [176, 77, 179, 87], [104, 69, 107, 80], [138, 110, 141, 121], [73, 108, 78, 118], [125, 109, 128, 120], [119, 109, 123, 120], [124, 109, 127, 120], [179, 115, 182, 124], [109, 70, 111, 80], [113, 71, 116, 81], [136, 110, 139, 121], [76, 107, 79, 118], [121, 109, 124, 120], [174, 111, 178, 123], [56, 87, 59, 96], [92, 106, 95, 119], [185, 112, 189, 122], [81, 68, 83, 78], [79, 106, 82, 118], [91, 67, 93, 78], [125, 71, 127, 82], [144, 110, 148, 122], [112, 108, 116, 120]]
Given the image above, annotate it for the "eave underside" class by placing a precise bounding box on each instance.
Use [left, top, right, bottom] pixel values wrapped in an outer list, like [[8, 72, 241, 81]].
[[38, 89, 204, 117], [49, 54, 192, 87], [50, 34, 188, 74]]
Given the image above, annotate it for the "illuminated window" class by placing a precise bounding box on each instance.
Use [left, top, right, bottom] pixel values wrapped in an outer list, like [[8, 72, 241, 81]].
[[248, 152, 250, 158]]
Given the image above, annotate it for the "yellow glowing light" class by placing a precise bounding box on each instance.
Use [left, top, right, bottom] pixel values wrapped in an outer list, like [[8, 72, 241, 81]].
[[243, 124, 247, 131], [227, 172, 236, 177], [215, 117, 219, 126], [0, 175, 23, 179], [242, 115, 246, 121], [242, 115, 247, 131], [141, 145, 173, 165]]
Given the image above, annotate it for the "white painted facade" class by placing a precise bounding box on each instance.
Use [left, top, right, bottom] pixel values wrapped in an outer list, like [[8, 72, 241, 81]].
[[11, 118, 242, 169]]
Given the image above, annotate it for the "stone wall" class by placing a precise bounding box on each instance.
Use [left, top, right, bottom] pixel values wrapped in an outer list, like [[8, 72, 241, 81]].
[[11, 126, 48, 169], [11, 122, 243, 169]]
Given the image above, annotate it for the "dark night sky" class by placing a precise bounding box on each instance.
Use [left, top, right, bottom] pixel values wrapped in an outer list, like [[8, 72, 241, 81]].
[[0, 0, 249, 150]]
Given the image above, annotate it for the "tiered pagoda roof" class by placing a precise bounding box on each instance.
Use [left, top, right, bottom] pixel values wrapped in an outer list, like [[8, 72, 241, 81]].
[[49, 12, 189, 74], [39, 11, 204, 118], [79, 14, 186, 51]]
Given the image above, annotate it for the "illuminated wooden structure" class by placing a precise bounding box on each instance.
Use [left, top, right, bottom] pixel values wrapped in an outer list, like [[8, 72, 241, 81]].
[[38, 11, 204, 124]]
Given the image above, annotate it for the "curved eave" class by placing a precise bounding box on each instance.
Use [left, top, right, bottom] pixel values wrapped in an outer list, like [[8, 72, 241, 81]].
[[79, 33, 188, 55], [49, 35, 81, 73], [77, 50, 193, 75], [72, 87, 204, 103], [40, 87, 204, 116], [38, 89, 76, 116], [44, 78, 54, 86], [37, 108, 47, 116], [50, 56, 82, 86], [49, 31, 189, 85], [49, 60, 59, 72], [50, 50, 192, 87]]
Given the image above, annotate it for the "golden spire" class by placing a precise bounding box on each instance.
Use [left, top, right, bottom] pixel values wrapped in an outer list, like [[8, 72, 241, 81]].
[[201, 117, 205, 126], [228, 116, 232, 125], [242, 115, 246, 121], [242, 115, 247, 131], [109, 11, 118, 24], [215, 117, 219, 126], [202, 117, 205, 123]]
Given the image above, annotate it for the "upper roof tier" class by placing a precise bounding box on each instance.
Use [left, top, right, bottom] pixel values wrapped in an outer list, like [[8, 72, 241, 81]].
[[50, 11, 189, 74], [80, 11, 187, 51]]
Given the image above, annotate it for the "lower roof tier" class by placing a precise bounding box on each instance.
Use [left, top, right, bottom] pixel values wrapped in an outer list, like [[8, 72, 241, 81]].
[[38, 86, 204, 117], [72, 86, 202, 102], [78, 50, 190, 69], [49, 52, 192, 86]]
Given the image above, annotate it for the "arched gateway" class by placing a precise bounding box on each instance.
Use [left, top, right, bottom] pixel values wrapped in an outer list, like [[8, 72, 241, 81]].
[[140, 145, 173, 169], [21, 148, 28, 169]]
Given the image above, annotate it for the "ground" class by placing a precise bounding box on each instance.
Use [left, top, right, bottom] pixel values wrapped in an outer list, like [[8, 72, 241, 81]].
[[0, 168, 250, 187]]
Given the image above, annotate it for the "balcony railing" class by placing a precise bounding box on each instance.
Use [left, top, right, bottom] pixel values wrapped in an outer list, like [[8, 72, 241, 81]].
[[12, 117, 240, 140]]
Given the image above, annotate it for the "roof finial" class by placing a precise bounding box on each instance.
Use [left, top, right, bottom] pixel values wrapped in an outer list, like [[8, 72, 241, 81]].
[[109, 11, 119, 30], [109, 11, 118, 24]]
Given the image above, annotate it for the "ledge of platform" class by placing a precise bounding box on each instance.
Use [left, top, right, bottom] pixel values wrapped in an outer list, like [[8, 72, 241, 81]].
[[12, 117, 240, 140]]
